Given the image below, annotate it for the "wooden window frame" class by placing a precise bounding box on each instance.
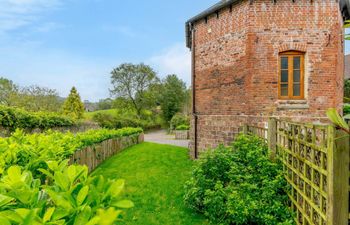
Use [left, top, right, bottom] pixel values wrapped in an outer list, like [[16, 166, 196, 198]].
[[278, 51, 305, 100]]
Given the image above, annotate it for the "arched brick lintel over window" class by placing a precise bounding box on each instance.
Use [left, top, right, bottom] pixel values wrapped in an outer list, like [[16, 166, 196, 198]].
[[278, 43, 307, 53]]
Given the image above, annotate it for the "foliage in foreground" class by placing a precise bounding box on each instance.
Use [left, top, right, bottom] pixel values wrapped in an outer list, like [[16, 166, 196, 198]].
[[184, 135, 294, 225], [0, 105, 75, 131], [0, 127, 142, 224], [0, 127, 143, 177], [0, 161, 133, 225]]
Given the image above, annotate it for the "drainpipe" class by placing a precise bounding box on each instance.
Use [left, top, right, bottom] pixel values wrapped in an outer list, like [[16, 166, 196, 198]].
[[190, 23, 198, 159]]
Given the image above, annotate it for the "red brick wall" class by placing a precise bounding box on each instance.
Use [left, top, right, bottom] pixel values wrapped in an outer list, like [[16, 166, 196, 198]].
[[190, 0, 344, 157]]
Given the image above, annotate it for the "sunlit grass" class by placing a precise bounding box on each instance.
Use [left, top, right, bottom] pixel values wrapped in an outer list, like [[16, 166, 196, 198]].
[[92, 142, 208, 225]]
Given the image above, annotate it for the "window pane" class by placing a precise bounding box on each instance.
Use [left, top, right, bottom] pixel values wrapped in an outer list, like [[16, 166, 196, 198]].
[[281, 70, 288, 82], [293, 84, 301, 96], [294, 56, 301, 69], [281, 84, 288, 96], [293, 70, 300, 82], [281, 57, 288, 70]]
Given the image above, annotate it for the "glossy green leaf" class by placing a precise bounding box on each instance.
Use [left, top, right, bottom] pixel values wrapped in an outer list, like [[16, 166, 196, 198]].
[[43, 207, 55, 223], [326, 108, 349, 131], [107, 179, 124, 197], [77, 186, 89, 206], [113, 200, 134, 209], [0, 194, 14, 208]]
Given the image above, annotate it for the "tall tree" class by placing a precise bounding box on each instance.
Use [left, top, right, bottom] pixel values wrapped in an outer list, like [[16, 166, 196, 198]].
[[159, 74, 187, 123], [62, 87, 85, 119], [0, 77, 18, 106], [13, 85, 63, 112], [110, 63, 159, 116]]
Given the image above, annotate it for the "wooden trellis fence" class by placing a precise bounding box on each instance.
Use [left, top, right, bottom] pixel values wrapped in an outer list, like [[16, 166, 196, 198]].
[[242, 118, 349, 225], [69, 133, 144, 172]]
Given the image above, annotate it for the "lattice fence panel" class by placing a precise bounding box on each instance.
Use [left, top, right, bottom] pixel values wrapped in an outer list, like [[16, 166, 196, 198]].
[[247, 125, 268, 142], [276, 120, 330, 225]]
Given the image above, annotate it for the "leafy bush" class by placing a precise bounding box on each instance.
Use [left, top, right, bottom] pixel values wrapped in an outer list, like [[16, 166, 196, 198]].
[[184, 134, 294, 225], [175, 125, 190, 130], [0, 162, 133, 224], [170, 114, 189, 131], [92, 112, 161, 131], [344, 104, 350, 115], [0, 105, 75, 131]]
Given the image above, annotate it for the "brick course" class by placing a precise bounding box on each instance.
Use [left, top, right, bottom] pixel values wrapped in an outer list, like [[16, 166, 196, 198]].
[[188, 0, 344, 157]]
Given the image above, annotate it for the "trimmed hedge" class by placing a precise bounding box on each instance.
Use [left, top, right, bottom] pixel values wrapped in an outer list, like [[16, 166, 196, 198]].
[[0, 105, 75, 131], [0, 127, 143, 176], [92, 112, 161, 130]]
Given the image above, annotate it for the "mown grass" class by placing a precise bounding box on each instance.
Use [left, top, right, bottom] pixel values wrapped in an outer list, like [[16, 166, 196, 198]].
[[92, 142, 208, 225]]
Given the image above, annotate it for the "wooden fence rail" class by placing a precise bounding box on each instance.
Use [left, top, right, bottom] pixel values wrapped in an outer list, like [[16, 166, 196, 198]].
[[69, 133, 144, 172], [241, 118, 349, 225]]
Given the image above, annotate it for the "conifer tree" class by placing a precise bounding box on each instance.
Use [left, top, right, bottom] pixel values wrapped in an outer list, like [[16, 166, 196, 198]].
[[62, 87, 84, 119]]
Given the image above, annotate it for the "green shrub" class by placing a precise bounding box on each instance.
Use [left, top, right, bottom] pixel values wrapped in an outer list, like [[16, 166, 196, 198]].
[[175, 124, 190, 130], [184, 134, 294, 225], [0, 105, 75, 131], [170, 114, 189, 130], [344, 104, 350, 115], [92, 112, 161, 130]]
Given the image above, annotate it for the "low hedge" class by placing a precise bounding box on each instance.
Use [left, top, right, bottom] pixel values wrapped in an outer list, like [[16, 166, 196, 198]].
[[92, 112, 161, 131], [0, 127, 143, 176], [0, 106, 75, 131], [184, 134, 294, 225], [176, 124, 190, 130]]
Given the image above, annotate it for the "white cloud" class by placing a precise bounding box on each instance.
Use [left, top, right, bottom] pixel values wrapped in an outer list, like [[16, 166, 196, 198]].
[[148, 43, 191, 85], [0, 0, 61, 33]]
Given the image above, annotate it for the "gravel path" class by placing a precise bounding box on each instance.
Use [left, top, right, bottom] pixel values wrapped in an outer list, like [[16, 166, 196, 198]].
[[144, 130, 189, 148]]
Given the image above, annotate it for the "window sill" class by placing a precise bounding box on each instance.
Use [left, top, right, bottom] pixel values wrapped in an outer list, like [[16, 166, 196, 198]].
[[276, 100, 309, 110]]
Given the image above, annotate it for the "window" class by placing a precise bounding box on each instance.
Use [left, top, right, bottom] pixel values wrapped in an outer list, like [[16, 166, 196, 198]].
[[278, 51, 305, 100]]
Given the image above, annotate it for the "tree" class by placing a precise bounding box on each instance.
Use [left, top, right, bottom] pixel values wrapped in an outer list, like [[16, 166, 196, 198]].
[[62, 87, 85, 119], [14, 85, 63, 112], [110, 63, 159, 117], [0, 77, 18, 106], [159, 74, 187, 123], [97, 98, 113, 110]]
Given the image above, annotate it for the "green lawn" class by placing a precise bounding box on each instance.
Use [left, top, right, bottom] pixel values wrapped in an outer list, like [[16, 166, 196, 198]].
[[92, 142, 208, 225], [84, 109, 119, 120]]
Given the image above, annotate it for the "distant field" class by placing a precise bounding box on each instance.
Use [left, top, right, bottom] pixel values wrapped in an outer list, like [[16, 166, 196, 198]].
[[84, 109, 119, 120]]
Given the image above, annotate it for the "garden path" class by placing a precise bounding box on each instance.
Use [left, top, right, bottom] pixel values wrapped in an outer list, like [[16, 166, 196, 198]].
[[144, 129, 189, 148]]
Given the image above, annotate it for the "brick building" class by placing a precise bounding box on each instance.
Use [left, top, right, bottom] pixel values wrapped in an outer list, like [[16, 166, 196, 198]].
[[186, 0, 350, 158]]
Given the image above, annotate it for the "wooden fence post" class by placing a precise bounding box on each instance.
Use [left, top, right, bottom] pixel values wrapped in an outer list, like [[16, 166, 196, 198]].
[[327, 126, 349, 225], [242, 125, 248, 134], [267, 117, 277, 160]]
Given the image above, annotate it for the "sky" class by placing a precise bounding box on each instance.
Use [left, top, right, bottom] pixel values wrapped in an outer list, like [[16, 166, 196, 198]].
[[0, 0, 349, 102]]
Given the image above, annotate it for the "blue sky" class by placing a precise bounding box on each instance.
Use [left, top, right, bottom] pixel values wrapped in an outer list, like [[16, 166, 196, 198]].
[[0, 0, 349, 101]]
